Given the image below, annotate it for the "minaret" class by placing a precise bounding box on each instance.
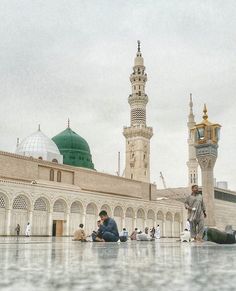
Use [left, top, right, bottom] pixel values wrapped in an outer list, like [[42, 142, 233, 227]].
[[123, 41, 153, 183], [186, 94, 198, 186]]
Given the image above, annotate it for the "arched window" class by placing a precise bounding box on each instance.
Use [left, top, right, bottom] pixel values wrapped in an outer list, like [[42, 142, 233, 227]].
[[52, 159, 58, 163], [38, 157, 43, 160], [57, 171, 61, 182], [50, 169, 54, 181]]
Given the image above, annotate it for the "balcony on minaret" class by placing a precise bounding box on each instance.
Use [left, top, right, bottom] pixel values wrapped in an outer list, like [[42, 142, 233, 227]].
[[194, 104, 221, 146]]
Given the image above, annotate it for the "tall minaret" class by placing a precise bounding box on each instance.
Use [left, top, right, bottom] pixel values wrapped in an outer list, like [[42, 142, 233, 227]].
[[123, 41, 153, 183], [186, 94, 198, 186]]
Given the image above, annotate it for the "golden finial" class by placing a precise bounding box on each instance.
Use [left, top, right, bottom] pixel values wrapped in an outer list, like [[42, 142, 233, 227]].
[[67, 118, 70, 128], [16, 137, 20, 147], [203, 104, 208, 120]]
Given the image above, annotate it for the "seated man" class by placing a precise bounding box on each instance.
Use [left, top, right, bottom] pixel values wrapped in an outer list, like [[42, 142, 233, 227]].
[[119, 228, 129, 242], [73, 224, 87, 242], [130, 228, 138, 240], [180, 229, 191, 242], [95, 210, 119, 242], [203, 227, 236, 244], [136, 230, 149, 241], [92, 220, 102, 242]]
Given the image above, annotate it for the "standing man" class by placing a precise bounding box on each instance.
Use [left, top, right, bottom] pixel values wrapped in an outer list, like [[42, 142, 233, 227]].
[[25, 222, 31, 237], [185, 185, 207, 242], [95, 210, 119, 242]]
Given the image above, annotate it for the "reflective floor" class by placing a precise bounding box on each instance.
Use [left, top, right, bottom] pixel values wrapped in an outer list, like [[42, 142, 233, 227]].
[[0, 237, 236, 291]]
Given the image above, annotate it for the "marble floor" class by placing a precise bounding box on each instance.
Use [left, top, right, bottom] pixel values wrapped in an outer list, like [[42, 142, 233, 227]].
[[0, 237, 236, 291]]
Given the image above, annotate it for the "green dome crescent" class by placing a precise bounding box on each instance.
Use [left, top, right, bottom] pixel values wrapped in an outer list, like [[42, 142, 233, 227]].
[[52, 127, 94, 169]]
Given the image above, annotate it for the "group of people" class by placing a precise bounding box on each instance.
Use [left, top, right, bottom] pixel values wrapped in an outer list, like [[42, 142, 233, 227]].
[[14, 222, 31, 237], [73, 210, 162, 242], [184, 184, 236, 244], [73, 210, 120, 242]]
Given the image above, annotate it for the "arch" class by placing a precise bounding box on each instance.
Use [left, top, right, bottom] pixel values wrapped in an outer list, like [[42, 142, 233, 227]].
[[114, 206, 124, 217], [125, 207, 135, 234], [13, 194, 30, 210], [34, 197, 48, 211], [114, 206, 124, 232], [136, 208, 145, 231], [0, 193, 9, 235], [100, 204, 112, 216], [70, 201, 83, 213], [166, 212, 173, 221], [57, 171, 61, 182], [52, 159, 58, 163], [50, 169, 54, 181], [174, 213, 181, 222], [174, 212, 181, 237], [11, 194, 31, 235], [147, 209, 155, 220], [125, 207, 134, 218], [85, 203, 98, 235], [33, 197, 50, 235], [53, 199, 67, 213], [137, 208, 145, 219], [157, 210, 164, 220], [86, 203, 98, 215], [70, 201, 84, 235]]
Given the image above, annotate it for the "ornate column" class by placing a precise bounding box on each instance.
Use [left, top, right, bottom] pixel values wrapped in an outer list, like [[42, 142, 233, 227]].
[[6, 207, 12, 236], [193, 105, 221, 227], [48, 211, 52, 236], [66, 212, 70, 236], [162, 220, 166, 237]]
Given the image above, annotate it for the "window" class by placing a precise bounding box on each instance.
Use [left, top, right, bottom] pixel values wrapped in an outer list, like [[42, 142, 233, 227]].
[[38, 157, 43, 160], [138, 91, 141, 96], [134, 85, 136, 90], [52, 159, 58, 163], [57, 171, 61, 182], [50, 169, 54, 181], [131, 174, 133, 179]]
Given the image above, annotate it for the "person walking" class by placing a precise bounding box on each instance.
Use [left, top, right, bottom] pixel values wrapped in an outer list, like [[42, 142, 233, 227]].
[[25, 222, 31, 237], [15, 224, 20, 236], [185, 184, 207, 242], [155, 225, 161, 239]]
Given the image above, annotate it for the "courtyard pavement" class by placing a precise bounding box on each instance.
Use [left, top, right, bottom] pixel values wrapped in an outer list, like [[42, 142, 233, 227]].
[[0, 237, 236, 291]]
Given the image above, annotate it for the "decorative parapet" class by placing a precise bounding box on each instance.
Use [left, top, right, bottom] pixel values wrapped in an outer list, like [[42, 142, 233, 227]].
[[123, 125, 153, 139]]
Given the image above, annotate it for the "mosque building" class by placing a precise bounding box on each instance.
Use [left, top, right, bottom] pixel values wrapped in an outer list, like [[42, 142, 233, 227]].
[[0, 42, 236, 237]]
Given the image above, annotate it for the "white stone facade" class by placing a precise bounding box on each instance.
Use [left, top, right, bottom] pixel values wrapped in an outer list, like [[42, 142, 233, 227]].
[[0, 178, 183, 237]]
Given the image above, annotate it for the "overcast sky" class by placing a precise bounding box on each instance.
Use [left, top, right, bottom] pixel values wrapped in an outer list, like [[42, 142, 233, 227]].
[[0, 0, 236, 190]]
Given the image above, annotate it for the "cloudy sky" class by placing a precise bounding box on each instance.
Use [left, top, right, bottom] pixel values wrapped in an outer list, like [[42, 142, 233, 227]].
[[0, 0, 236, 189]]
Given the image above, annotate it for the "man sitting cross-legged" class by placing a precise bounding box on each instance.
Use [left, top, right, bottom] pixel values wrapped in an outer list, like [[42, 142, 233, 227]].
[[94, 210, 119, 242]]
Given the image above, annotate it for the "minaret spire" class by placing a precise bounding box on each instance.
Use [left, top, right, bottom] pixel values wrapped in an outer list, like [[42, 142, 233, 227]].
[[137, 40, 141, 52], [186, 94, 198, 186], [123, 42, 153, 183]]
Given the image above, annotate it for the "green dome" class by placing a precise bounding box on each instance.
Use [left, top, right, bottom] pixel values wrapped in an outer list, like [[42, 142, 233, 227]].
[[52, 127, 94, 169]]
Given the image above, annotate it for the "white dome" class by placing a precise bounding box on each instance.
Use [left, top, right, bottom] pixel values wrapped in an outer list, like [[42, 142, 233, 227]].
[[16, 129, 63, 163]]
